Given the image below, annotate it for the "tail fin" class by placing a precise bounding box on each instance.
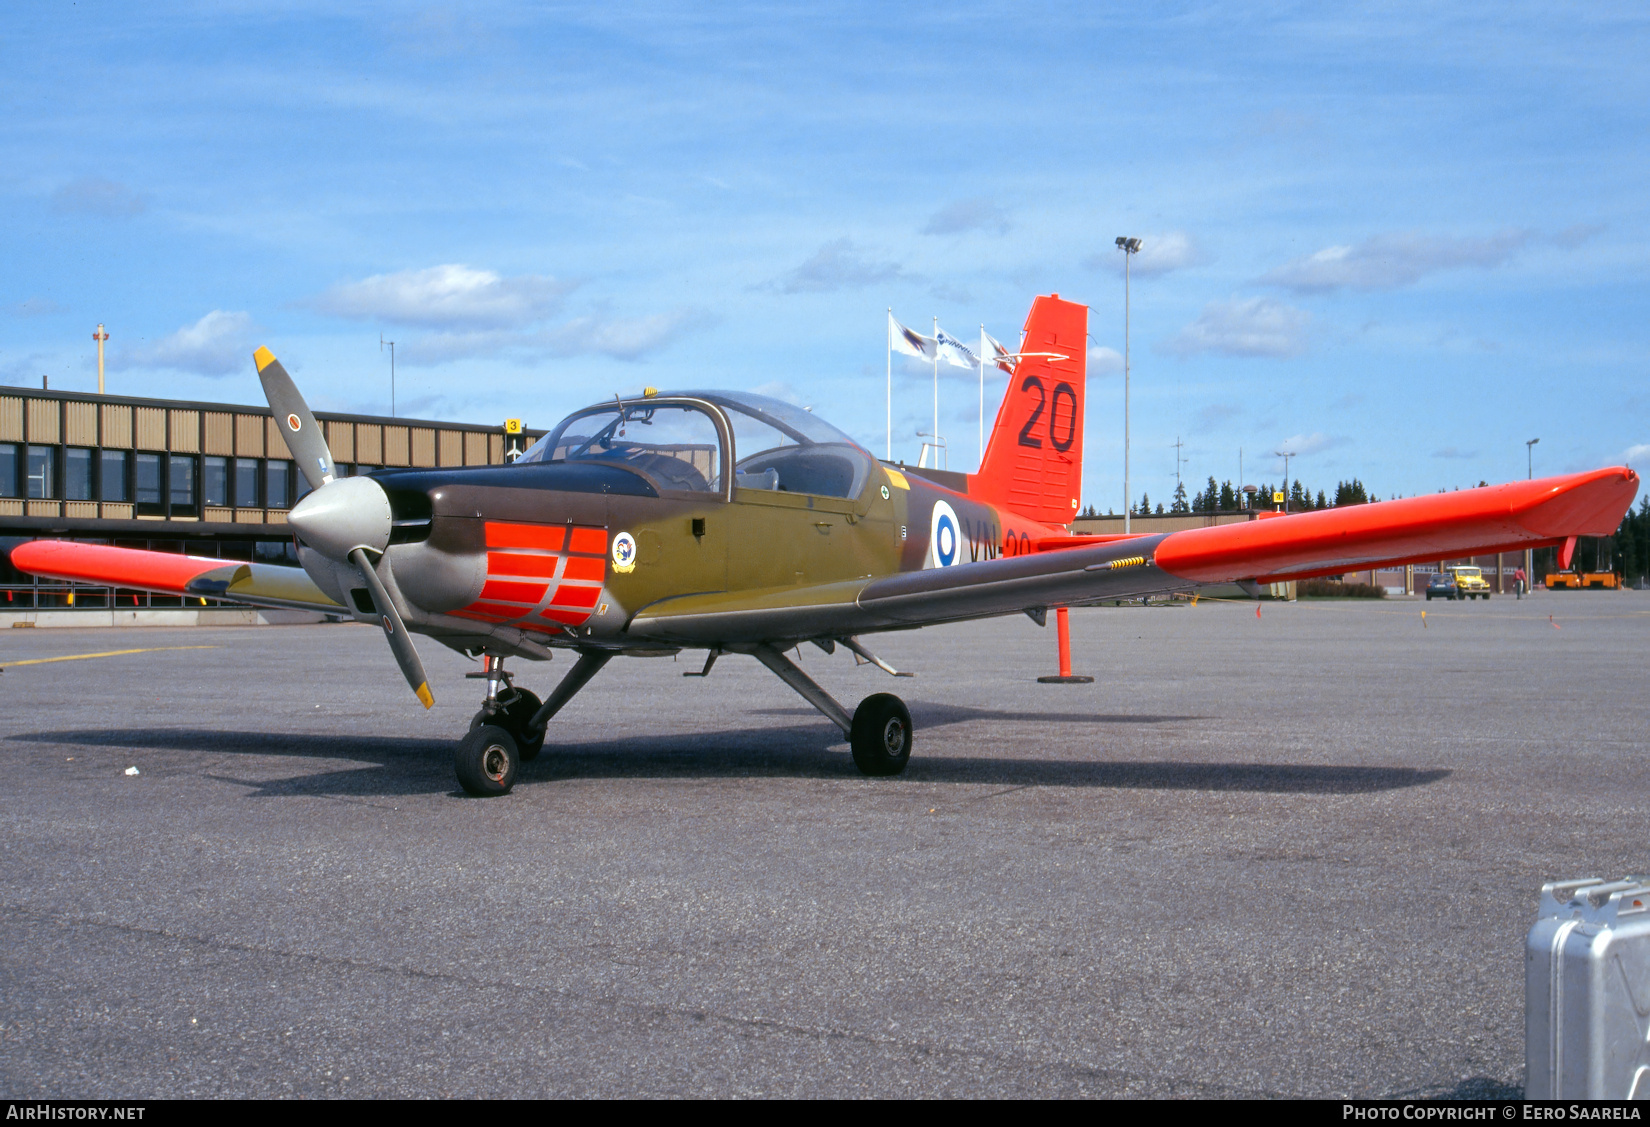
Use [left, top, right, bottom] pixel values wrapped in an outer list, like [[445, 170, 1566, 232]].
[[967, 294, 1088, 527]]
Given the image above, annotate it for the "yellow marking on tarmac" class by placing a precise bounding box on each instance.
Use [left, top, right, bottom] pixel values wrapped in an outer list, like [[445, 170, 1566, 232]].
[[4, 645, 219, 668], [253, 346, 276, 371]]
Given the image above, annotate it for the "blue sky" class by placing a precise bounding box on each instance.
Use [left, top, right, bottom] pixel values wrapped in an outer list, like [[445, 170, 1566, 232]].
[[4, 2, 1647, 512]]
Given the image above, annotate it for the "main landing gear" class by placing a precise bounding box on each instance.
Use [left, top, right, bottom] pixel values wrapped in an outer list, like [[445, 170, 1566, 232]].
[[453, 640, 913, 795], [751, 644, 913, 776], [455, 650, 612, 797]]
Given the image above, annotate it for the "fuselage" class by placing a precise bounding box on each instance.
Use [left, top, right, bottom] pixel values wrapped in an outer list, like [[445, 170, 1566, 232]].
[[298, 391, 1067, 659]]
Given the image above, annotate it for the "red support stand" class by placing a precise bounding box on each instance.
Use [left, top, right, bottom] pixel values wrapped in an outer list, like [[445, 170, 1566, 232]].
[[1037, 605, 1094, 684]]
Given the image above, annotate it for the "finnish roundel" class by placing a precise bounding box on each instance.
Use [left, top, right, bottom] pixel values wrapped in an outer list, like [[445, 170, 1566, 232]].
[[929, 500, 960, 568]]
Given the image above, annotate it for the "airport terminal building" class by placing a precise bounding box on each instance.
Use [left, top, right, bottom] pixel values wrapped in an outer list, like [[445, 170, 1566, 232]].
[[1, 383, 539, 611]]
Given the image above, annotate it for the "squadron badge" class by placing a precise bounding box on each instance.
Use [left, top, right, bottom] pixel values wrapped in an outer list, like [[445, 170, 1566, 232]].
[[611, 531, 638, 574]]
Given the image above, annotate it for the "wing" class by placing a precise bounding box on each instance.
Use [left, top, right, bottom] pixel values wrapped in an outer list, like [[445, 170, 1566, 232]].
[[9, 541, 343, 614], [628, 466, 1639, 645]]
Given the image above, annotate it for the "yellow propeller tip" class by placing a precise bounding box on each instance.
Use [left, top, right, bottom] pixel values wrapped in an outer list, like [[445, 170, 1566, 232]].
[[253, 346, 276, 371], [416, 683, 434, 709]]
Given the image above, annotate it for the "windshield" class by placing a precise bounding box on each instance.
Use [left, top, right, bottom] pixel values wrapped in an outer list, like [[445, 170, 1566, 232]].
[[519, 401, 722, 493]]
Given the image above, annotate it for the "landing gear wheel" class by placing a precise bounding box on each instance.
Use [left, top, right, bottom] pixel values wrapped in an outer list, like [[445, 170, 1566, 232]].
[[456, 725, 519, 797], [850, 692, 912, 777], [468, 689, 546, 761]]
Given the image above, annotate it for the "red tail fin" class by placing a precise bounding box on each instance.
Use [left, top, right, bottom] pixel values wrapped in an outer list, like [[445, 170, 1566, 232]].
[[967, 294, 1088, 527]]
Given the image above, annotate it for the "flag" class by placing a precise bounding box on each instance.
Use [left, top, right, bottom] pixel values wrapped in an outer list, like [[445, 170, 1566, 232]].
[[982, 329, 1015, 374], [889, 313, 937, 361], [935, 327, 980, 370]]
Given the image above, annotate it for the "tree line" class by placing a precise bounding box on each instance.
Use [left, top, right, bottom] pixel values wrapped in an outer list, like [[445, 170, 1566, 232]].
[[1076, 477, 1378, 517]]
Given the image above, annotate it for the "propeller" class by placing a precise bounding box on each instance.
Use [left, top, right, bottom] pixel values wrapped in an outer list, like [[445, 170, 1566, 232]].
[[255, 347, 336, 491], [254, 346, 434, 709], [350, 546, 434, 709]]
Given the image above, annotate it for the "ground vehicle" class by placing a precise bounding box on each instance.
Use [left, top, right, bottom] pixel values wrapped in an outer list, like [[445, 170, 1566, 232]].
[[1426, 572, 1460, 600], [1448, 565, 1492, 599], [1548, 570, 1618, 589]]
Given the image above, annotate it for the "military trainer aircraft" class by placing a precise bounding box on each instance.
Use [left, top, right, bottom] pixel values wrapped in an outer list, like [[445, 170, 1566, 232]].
[[12, 295, 1640, 795]]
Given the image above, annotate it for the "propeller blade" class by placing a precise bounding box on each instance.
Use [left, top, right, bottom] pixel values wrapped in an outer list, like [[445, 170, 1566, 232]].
[[349, 547, 434, 709], [254, 346, 336, 492]]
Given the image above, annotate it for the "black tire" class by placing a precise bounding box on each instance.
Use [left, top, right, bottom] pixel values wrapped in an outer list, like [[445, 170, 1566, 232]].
[[1425, 592, 1433, 601], [468, 689, 546, 761], [455, 725, 519, 797], [850, 693, 912, 777]]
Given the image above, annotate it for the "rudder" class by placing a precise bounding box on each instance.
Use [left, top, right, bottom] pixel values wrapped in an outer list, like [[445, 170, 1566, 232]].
[[967, 294, 1088, 526]]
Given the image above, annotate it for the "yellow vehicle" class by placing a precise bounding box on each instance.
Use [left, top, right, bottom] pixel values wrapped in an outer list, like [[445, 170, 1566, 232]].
[[1447, 565, 1493, 599], [1547, 571, 1582, 589]]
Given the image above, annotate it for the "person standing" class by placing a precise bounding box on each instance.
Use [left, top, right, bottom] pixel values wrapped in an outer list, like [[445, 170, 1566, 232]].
[[1514, 565, 1527, 600]]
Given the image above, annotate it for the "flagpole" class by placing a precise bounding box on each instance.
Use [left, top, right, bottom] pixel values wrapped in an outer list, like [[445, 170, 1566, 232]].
[[932, 315, 939, 469], [978, 324, 985, 467], [886, 308, 893, 461]]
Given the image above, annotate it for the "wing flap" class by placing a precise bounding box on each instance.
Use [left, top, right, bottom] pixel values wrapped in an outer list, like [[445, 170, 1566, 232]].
[[1154, 467, 1639, 584], [8, 540, 343, 613]]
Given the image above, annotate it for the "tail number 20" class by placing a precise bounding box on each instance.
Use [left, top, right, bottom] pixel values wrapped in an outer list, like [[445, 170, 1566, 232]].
[[1015, 377, 1078, 452]]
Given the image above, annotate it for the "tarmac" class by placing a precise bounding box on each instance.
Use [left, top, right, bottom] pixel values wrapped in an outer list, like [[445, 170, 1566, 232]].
[[1, 591, 1645, 1098]]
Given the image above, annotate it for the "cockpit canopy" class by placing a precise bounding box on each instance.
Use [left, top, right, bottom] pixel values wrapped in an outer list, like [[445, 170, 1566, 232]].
[[519, 391, 876, 500]]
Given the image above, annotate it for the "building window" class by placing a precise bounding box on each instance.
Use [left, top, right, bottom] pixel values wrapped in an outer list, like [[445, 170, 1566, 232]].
[[65, 447, 95, 501], [169, 454, 197, 516], [135, 452, 164, 513], [204, 456, 229, 507], [266, 459, 291, 509], [0, 443, 18, 497], [235, 458, 260, 507], [100, 450, 130, 502], [26, 446, 56, 499]]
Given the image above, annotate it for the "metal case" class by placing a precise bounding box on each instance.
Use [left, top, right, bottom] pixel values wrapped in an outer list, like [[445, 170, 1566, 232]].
[[1526, 877, 1650, 1099]]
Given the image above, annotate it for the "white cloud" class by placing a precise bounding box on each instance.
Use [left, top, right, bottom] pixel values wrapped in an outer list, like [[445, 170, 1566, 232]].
[[11, 298, 65, 318], [1625, 444, 1650, 465], [1194, 403, 1242, 430], [1087, 345, 1123, 374], [1083, 231, 1200, 276], [52, 177, 146, 217], [1275, 433, 1341, 458], [1262, 229, 1528, 292], [400, 309, 698, 366], [548, 311, 696, 360], [922, 198, 1010, 236], [310, 265, 576, 328], [767, 239, 904, 294], [122, 311, 257, 376], [1165, 296, 1310, 358], [1432, 447, 1479, 459]]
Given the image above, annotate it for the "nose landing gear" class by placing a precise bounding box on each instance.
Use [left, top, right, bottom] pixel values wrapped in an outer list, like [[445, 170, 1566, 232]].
[[466, 653, 545, 760], [455, 650, 614, 796]]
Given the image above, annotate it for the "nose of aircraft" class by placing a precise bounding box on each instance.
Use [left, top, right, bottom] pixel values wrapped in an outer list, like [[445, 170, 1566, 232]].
[[288, 475, 393, 560]]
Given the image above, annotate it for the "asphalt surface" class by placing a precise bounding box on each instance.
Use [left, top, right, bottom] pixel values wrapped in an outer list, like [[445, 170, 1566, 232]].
[[1, 591, 1646, 1098]]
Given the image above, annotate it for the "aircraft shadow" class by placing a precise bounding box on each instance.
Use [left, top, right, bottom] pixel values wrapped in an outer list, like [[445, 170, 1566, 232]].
[[13, 726, 1449, 799], [748, 703, 1208, 726]]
